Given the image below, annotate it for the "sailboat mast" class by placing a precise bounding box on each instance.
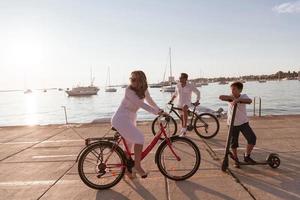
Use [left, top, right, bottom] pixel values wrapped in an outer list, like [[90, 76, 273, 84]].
[[90, 67, 93, 86], [108, 67, 111, 87], [169, 47, 172, 77]]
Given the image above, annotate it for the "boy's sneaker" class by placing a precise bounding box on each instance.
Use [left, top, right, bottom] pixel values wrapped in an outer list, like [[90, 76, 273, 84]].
[[244, 154, 257, 164]]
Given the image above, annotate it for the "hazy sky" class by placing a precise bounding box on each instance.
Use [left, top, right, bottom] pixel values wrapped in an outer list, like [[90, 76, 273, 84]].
[[0, 0, 300, 90]]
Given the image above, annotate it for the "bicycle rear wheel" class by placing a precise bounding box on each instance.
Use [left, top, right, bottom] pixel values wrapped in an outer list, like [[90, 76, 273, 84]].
[[156, 136, 201, 181], [78, 141, 125, 190], [194, 113, 220, 139]]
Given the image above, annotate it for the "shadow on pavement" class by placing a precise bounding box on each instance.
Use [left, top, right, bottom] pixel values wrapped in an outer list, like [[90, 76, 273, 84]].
[[232, 152, 300, 200], [124, 178, 158, 200], [96, 189, 129, 200], [175, 180, 236, 200]]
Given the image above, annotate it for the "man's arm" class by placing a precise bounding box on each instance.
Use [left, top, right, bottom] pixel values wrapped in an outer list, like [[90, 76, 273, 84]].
[[192, 84, 200, 104], [169, 86, 178, 103]]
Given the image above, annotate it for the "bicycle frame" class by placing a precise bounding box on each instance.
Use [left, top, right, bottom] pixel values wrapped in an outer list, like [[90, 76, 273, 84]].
[[104, 121, 181, 166], [168, 103, 198, 126]]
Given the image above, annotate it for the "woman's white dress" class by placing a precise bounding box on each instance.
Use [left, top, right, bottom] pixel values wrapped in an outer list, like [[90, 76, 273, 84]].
[[111, 87, 160, 146]]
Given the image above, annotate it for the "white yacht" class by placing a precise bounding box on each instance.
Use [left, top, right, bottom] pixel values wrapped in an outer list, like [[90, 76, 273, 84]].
[[149, 83, 163, 88], [66, 69, 99, 96]]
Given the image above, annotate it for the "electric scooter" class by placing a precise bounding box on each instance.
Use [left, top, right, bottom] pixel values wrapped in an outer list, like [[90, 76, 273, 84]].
[[221, 100, 280, 172]]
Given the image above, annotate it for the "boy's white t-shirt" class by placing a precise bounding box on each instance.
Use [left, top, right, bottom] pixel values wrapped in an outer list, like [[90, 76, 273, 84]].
[[227, 94, 250, 126]]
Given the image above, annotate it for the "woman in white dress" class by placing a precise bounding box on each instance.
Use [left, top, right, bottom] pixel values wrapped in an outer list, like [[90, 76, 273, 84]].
[[111, 70, 162, 178]]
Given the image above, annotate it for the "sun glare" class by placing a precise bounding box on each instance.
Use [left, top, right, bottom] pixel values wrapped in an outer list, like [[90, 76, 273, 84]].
[[7, 32, 44, 66]]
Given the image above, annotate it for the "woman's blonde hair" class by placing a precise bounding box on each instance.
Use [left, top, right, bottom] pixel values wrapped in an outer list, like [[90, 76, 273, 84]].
[[130, 70, 148, 99]]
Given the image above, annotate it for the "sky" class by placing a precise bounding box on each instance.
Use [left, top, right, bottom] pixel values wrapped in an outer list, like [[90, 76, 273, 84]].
[[0, 0, 300, 90]]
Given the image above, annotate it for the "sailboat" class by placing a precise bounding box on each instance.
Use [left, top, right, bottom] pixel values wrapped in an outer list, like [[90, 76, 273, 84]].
[[105, 67, 117, 92], [66, 68, 99, 96], [24, 89, 32, 94], [258, 76, 267, 83], [195, 70, 202, 87], [161, 48, 176, 93], [23, 73, 32, 94]]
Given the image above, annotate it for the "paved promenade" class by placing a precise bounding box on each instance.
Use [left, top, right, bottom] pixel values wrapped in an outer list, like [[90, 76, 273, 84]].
[[0, 115, 299, 200]]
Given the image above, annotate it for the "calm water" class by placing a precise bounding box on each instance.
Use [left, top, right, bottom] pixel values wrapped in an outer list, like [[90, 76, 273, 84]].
[[0, 80, 299, 126]]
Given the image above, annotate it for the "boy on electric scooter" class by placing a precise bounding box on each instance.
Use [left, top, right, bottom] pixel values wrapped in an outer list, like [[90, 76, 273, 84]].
[[219, 81, 257, 168]]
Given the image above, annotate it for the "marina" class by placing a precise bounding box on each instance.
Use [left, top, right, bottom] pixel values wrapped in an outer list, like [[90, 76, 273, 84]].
[[0, 80, 299, 126]]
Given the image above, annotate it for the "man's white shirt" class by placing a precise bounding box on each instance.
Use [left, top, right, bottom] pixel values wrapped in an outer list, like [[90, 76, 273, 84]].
[[227, 94, 250, 126], [174, 82, 200, 108]]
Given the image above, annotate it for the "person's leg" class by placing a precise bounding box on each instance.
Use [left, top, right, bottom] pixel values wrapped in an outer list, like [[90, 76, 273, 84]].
[[113, 117, 146, 175], [123, 140, 135, 179], [182, 105, 188, 128], [232, 148, 238, 160], [134, 144, 144, 172], [246, 144, 255, 156], [240, 123, 257, 163], [179, 105, 189, 136]]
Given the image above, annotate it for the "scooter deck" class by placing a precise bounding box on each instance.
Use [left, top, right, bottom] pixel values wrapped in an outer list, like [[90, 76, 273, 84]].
[[237, 161, 269, 165]]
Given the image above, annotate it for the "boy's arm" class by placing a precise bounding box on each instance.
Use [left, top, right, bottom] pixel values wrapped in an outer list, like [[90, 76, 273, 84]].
[[238, 95, 252, 104], [219, 95, 234, 102]]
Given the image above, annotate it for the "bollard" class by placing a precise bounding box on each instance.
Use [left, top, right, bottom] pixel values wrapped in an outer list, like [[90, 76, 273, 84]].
[[62, 106, 68, 124], [253, 97, 262, 117]]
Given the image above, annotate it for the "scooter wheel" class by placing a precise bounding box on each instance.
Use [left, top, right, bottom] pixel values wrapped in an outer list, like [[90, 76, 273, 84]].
[[268, 155, 280, 168]]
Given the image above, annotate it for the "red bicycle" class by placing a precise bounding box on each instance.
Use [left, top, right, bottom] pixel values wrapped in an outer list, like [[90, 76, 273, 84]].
[[77, 115, 201, 190]]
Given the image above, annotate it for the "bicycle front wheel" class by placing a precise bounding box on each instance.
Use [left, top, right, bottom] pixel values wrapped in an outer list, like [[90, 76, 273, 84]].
[[151, 115, 177, 139], [78, 141, 126, 190], [156, 136, 201, 181], [194, 113, 220, 139]]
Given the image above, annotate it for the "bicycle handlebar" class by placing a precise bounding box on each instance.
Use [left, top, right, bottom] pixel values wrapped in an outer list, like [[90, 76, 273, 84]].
[[158, 113, 171, 123], [168, 102, 200, 107]]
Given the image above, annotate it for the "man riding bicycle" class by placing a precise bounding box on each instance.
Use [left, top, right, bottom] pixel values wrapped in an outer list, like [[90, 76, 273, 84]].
[[169, 73, 200, 136]]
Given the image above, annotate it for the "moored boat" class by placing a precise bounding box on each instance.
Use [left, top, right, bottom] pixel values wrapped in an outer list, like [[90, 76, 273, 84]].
[[66, 69, 99, 96]]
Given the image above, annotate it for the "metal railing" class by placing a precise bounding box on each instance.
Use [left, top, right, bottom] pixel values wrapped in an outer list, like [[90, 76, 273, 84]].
[[61, 106, 68, 124], [253, 97, 262, 117], [0, 106, 70, 126]]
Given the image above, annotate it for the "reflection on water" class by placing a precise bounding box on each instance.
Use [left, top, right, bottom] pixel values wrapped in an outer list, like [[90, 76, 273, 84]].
[[0, 80, 299, 126], [24, 93, 37, 125]]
